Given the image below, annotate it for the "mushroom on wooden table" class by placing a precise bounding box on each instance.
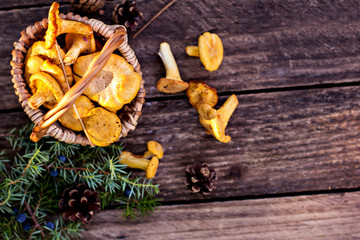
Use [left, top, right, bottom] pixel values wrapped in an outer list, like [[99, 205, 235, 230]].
[[119, 151, 159, 179], [186, 32, 223, 71], [156, 42, 189, 93]]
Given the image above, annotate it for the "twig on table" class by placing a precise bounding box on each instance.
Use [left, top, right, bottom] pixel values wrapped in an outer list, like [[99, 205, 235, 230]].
[[24, 201, 45, 238], [34, 186, 44, 214], [132, 0, 177, 39]]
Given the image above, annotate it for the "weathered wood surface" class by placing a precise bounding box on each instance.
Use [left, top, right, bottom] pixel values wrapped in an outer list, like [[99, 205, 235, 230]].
[[3, 1, 360, 109], [0, 0, 67, 10], [82, 192, 360, 240], [2, 0, 360, 238], [2, 86, 360, 202]]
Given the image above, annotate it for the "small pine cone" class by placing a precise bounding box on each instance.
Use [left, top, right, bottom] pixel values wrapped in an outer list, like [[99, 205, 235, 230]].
[[71, 0, 106, 14], [113, 0, 143, 31], [185, 162, 217, 195], [59, 183, 101, 224]]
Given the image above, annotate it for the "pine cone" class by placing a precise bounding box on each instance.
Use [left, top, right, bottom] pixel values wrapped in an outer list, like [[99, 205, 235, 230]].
[[185, 162, 217, 195], [113, 0, 143, 31], [71, 0, 106, 14], [59, 183, 101, 224]]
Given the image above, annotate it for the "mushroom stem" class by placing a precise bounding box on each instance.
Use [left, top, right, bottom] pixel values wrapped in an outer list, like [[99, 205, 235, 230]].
[[28, 91, 48, 109], [185, 46, 200, 57], [59, 20, 92, 36], [217, 94, 239, 128], [119, 151, 159, 179], [120, 151, 150, 170], [64, 45, 82, 64], [156, 42, 189, 93], [158, 42, 182, 81], [64, 33, 96, 65]]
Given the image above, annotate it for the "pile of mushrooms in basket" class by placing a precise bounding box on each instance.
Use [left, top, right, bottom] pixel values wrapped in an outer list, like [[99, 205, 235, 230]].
[[22, 2, 141, 147]]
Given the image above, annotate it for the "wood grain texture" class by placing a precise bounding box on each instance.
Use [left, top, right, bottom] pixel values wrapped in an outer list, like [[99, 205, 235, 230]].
[[2, 86, 360, 201], [3, 1, 360, 109], [0, 112, 31, 149], [82, 192, 360, 240], [2, 1, 360, 238], [0, 0, 67, 10], [120, 86, 360, 201]]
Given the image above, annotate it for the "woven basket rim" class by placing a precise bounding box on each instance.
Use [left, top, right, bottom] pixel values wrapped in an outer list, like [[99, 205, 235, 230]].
[[10, 12, 146, 146]]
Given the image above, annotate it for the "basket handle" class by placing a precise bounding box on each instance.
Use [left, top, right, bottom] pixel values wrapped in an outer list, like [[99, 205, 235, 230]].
[[30, 27, 127, 142]]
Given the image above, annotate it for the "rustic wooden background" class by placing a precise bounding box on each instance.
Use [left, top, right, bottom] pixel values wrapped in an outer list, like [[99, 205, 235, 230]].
[[2, 0, 360, 239]]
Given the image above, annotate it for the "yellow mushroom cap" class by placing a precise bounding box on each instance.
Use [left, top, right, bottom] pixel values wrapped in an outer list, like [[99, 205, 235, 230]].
[[146, 156, 159, 179], [83, 107, 122, 147], [156, 78, 189, 94], [25, 41, 65, 65], [59, 95, 95, 131], [146, 141, 164, 159], [198, 32, 223, 71], [186, 81, 218, 110], [40, 59, 70, 92], [73, 52, 141, 112], [28, 72, 64, 109], [24, 55, 44, 84]]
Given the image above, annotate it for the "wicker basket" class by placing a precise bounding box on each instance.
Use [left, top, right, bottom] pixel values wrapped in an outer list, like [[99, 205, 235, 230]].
[[10, 12, 145, 146]]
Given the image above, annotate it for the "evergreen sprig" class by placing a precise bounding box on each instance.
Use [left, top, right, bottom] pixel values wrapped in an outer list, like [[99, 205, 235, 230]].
[[0, 124, 160, 239]]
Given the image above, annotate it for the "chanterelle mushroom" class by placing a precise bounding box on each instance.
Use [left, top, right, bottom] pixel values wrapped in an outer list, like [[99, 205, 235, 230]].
[[25, 41, 65, 65], [156, 42, 189, 93], [40, 59, 73, 92], [73, 53, 141, 112], [119, 151, 159, 179], [64, 33, 96, 65], [187, 81, 238, 143], [24, 55, 44, 84], [83, 107, 122, 147], [198, 94, 238, 143], [28, 72, 64, 110], [44, 2, 93, 49], [186, 32, 223, 72], [186, 81, 218, 110], [59, 95, 95, 132], [143, 141, 164, 159]]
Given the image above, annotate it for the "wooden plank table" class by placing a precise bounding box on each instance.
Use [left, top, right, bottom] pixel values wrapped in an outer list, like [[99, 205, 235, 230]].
[[2, 0, 360, 239]]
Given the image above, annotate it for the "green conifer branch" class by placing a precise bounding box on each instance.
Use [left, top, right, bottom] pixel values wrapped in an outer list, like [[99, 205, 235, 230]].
[[8, 148, 44, 185], [0, 124, 161, 239]]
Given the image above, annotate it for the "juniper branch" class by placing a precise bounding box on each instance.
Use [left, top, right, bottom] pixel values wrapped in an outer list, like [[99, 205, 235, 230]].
[[1, 124, 161, 239], [24, 201, 45, 238]]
